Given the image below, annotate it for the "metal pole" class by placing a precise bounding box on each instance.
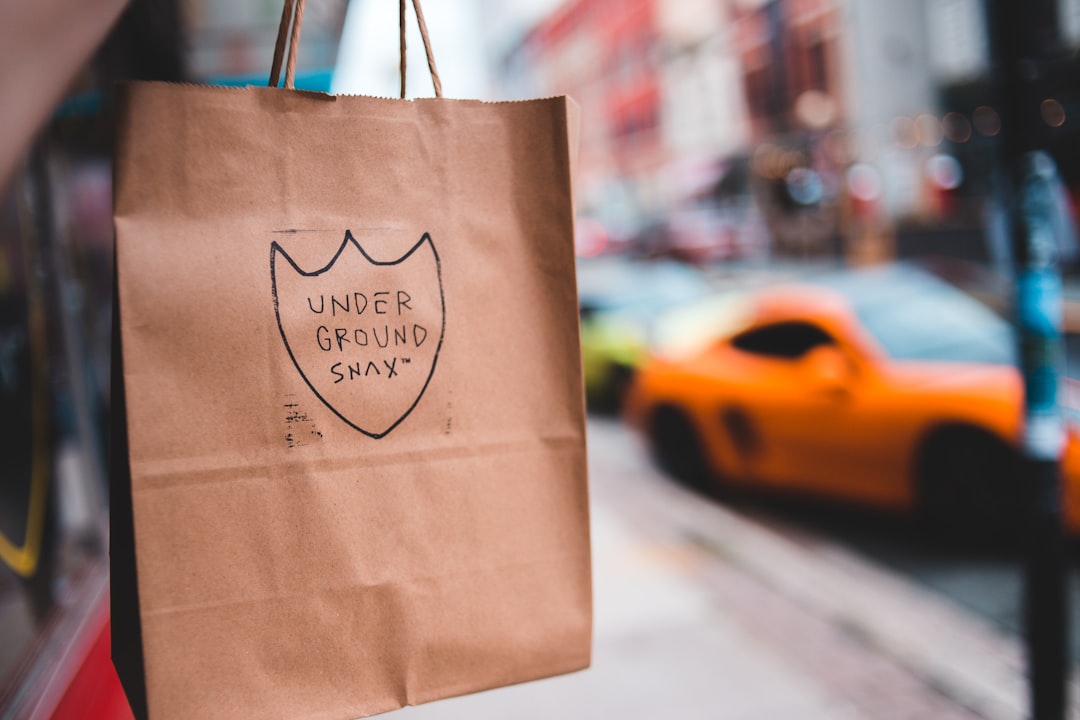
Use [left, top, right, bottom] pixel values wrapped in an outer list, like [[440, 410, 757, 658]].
[[986, 1, 1069, 718]]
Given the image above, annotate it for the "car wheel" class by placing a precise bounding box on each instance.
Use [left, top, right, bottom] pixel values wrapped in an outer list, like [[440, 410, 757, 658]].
[[917, 427, 1020, 541], [649, 406, 711, 490]]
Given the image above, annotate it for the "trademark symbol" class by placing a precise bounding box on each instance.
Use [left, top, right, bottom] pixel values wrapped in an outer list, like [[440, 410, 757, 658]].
[[401, 357, 411, 364]]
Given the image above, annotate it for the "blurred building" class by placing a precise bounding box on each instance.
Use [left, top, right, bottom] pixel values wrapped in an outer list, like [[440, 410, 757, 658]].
[[921, 0, 1080, 267], [503, 0, 664, 240], [734, 0, 845, 141], [504, 0, 1080, 266], [186, 0, 347, 81], [656, 0, 749, 201]]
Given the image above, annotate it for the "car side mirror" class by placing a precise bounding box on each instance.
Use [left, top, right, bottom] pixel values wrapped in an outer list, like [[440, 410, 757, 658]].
[[799, 345, 854, 395]]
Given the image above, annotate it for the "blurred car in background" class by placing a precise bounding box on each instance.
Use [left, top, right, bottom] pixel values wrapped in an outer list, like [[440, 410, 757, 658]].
[[626, 264, 1080, 534], [577, 257, 712, 411], [626, 201, 769, 265], [574, 217, 614, 258]]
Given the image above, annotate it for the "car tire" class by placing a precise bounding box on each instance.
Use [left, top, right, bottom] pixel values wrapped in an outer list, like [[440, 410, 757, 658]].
[[917, 426, 1020, 541], [649, 405, 712, 490]]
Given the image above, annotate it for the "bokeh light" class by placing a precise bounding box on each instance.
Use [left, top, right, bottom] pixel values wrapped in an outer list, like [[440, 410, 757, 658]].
[[847, 163, 883, 202], [916, 114, 944, 147], [973, 105, 1001, 137], [1041, 98, 1066, 128], [891, 116, 918, 149], [926, 153, 964, 190], [795, 90, 838, 130], [786, 167, 825, 206], [942, 112, 972, 143]]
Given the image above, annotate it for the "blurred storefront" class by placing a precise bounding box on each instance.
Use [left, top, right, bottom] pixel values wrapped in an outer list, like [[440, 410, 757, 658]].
[[0, 1, 345, 716], [503, 0, 665, 244], [505, 0, 1080, 269], [929, 0, 1080, 273], [186, 0, 346, 86]]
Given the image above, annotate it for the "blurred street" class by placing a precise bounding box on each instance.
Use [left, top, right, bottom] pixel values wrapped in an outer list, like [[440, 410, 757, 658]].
[[401, 418, 1078, 720], [6, 0, 1080, 717], [741, 472, 1080, 670]]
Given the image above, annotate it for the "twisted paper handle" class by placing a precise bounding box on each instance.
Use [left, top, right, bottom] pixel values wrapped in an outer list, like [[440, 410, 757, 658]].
[[269, 0, 442, 97]]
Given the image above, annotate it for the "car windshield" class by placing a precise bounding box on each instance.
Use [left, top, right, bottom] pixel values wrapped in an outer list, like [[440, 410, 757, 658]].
[[816, 266, 1017, 365], [615, 278, 709, 318], [579, 259, 711, 319]]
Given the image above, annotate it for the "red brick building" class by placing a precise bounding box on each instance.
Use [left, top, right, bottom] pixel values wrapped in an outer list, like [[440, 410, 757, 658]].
[[733, 0, 844, 141], [509, 0, 664, 225]]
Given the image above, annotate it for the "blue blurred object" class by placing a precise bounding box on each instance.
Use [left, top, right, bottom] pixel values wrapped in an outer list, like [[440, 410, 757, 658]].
[[211, 68, 335, 92], [51, 68, 336, 120], [577, 256, 713, 410]]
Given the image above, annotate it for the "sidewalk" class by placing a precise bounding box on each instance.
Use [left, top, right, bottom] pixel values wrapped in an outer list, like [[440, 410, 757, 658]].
[[401, 419, 1075, 720]]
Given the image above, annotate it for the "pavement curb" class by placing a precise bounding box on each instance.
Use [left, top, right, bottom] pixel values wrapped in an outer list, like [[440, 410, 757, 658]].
[[638, 446, 1080, 720]]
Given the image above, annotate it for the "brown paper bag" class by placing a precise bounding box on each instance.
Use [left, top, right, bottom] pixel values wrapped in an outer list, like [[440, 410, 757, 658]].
[[110, 2, 591, 718]]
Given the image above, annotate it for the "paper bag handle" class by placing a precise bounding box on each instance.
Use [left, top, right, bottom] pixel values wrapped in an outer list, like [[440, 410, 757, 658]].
[[269, 0, 443, 98], [398, 0, 443, 98], [268, 0, 302, 90]]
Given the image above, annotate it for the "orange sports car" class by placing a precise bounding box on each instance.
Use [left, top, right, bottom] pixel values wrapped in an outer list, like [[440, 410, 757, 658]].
[[625, 264, 1080, 534]]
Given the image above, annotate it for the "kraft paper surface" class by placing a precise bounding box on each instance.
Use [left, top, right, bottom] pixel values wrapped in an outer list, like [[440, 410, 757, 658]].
[[111, 82, 591, 720]]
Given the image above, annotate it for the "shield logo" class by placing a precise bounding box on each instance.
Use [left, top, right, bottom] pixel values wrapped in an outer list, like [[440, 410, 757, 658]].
[[270, 231, 444, 438]]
